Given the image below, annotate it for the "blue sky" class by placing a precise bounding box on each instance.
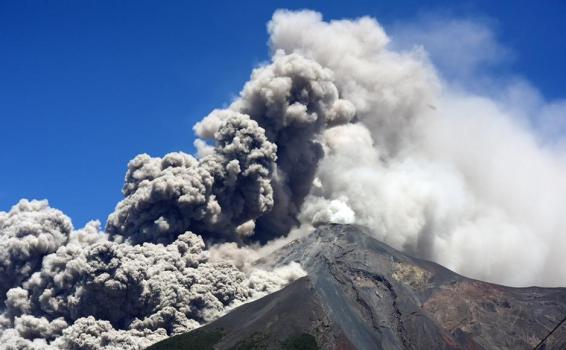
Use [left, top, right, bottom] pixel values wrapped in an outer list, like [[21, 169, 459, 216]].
[[1, 0, 565, 227]]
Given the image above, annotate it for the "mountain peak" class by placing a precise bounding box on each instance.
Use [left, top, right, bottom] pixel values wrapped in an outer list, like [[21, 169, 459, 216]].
[[150, 224, 566, 349]]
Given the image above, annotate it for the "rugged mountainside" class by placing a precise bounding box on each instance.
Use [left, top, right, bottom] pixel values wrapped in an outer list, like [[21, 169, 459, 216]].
[[148, 224, 566, 349]]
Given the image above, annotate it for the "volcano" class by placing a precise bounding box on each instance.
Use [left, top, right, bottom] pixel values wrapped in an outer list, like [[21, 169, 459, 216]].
[[148, 224, 566, 349]]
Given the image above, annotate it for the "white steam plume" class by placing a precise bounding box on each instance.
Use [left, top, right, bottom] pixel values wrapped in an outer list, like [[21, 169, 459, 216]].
[[269, 10, 566, 286]]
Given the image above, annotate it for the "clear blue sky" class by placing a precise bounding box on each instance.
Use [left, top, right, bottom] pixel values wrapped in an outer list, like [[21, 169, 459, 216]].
[[1, 0, 565, 227]]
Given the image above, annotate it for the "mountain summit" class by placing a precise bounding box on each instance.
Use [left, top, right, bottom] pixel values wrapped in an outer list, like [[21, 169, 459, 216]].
[[148, 224, 566, 349]]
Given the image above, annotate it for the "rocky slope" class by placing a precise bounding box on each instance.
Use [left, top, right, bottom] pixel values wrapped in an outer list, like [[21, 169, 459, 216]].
[[148, 224, 566, 349]]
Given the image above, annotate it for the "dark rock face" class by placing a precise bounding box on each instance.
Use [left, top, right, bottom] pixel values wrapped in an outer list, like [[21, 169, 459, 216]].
[[147, 276, 354, 350], [148, 224, 566, 349]]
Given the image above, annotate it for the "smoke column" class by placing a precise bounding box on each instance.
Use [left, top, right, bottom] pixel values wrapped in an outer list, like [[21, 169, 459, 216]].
[[1, 9, 566, 349], [267, 10, 566, 287]]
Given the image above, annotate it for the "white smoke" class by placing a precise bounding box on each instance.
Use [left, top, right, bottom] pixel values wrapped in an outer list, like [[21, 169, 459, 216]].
[[2, 8, 566, 350], [269, 10, 566, 286]]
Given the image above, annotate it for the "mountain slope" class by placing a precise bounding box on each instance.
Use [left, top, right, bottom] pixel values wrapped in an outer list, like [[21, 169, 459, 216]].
[[147, 276, 353, 350], [148, 224, 566, 349]]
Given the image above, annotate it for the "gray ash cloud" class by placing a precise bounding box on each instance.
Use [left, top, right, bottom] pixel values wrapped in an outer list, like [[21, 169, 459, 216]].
[[0, 203, 303, 349]]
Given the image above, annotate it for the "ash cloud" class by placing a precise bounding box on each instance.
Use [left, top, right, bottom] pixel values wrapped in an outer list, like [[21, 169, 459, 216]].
[[2, 8, 566, 350], [0, 200, 72, 301], [107, 53, 354, 245], [106, 113, 278, 244], [0, 202, 303, 349], [193, 53, 355, 240], [269, 10, 566, 286]]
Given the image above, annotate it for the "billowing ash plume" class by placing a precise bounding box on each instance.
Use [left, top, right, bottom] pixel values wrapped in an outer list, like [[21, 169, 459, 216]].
[[106, 114, 278, 244], [193, 53, 355, 240], [0, 200, 72, 301], [0, 202, 304, 349], [107, 53, 354, 244], [2, 8, 566, 350], [268, 10, 566, 287]]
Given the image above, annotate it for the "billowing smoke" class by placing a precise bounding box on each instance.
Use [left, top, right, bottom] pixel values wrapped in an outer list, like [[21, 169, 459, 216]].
[[0, 202, 304, 349], [0, 201, 303, 349], [268, 10, 566, 287], [2, 8, 566, 349], [193, 53, 355, 239], [106, 114, 278, 244], [0, 200, 72, 301], [106, 53, 354, 245]]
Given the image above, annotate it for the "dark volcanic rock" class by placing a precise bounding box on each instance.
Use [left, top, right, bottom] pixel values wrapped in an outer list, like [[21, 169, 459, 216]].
[[148, 224, 566, 349], [147, 275, 353, 350]]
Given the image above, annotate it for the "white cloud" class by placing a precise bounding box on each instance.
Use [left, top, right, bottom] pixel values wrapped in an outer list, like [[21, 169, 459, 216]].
[[270, 9, 566, 286]]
